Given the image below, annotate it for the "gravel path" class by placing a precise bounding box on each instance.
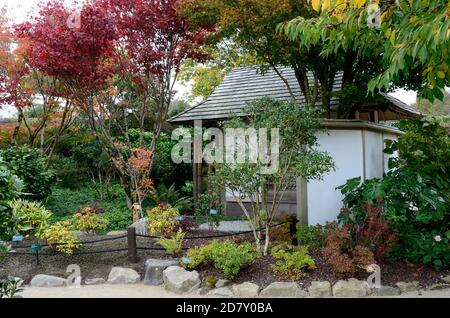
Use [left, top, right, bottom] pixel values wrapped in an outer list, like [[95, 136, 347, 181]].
[[19, 284, 450, 298], [20, 284, 199, 298]]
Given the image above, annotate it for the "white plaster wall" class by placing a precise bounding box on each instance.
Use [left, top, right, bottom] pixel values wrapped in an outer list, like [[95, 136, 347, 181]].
[[364, 130, 384, 179], [307, 130, 364, 225], [307, 129, 399, 225]]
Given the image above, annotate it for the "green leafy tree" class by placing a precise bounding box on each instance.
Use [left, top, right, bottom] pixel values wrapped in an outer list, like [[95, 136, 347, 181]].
[[214, 98, 335, 255], [281, 0, 449, 102]]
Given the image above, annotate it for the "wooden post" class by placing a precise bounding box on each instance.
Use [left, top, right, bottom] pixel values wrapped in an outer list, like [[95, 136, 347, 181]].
[[127, 227, 137, 263], [288, 216, 298, 246]]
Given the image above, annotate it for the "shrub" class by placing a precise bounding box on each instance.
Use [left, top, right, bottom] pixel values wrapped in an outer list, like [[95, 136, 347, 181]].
[[0, 243, 10, 262], [270, 243, 316, 280], [338, 119, 450, 268], [340, 204, 398, 261], [155, 229, 185, 256], [103, 204, 132, 231], [39, 221, 81, 255], [9, 199, 53, 236], [296, 222, 336, 250], [184, 240, 259, 279], [149, 183, 192, 213], [322, 227, 374, 277], [74, 209, 108, 235], [0, 146, 55, 200], [147, 204, 180, 235], [0, 158, 22, 240]]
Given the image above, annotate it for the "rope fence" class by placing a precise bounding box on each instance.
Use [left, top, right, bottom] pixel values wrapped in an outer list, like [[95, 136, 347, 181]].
[[5, 218, 298, 265]]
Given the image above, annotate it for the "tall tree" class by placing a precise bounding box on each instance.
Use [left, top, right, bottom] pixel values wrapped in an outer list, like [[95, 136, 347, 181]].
[[16, 0, 207, 218], [281, 0, 449, 102], [179, 0, 392, 117]]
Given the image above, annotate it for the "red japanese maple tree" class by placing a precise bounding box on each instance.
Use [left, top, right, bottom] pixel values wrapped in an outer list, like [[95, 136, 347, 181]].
[[15, 0, 208, 216]]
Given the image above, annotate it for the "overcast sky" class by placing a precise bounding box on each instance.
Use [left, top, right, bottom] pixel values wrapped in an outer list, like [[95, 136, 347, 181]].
[[0, 0, 418, 118]]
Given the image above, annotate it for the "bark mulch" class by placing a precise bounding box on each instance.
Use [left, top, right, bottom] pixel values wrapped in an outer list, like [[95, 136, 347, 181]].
[[1, 232, 448, 289]]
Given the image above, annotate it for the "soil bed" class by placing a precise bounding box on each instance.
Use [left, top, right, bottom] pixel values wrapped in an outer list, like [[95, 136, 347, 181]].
[[1, 232, 448, 289]]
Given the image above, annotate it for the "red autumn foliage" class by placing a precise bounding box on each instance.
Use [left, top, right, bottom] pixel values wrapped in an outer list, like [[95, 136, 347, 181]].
[[0, 17, 33, 109], [322, 226, 375, 278], [15, 0, 118, 90], [350, 204, 398, 261]]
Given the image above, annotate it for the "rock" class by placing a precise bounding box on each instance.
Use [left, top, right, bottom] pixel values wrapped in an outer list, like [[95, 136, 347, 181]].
[[84, 278, 106, 285], [163, 266, 201, 294], [144, 258, 179, 286], [131, 218, 148, 236], [30, 274, 67, 287], [106, 231, 127, 236], [107, 267, 140, 284], [333, 279, 370, 297], [373, 286, 401, 296], [208, 287, 234, 298], [216, 279, 230, 288], [197, 286, 213, 295], [232, 282, 260, 298], [260, 282, 307, 298], [308, 281, 332, 298], [442, 275, 450, 284], [427, 283, 450, 291], [395, 281, 420, 293]]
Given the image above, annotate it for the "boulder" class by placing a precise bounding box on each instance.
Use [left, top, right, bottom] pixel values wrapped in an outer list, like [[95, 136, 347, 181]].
[[308, 281, 332, 298], [208, 287, 234, 298], [163, 266, 201, 294], [107, 267, 140, 284], [131, 218, 148, 236], [106, 231, 127, 236], [260, 282, 307, 298], [216, 279, 230, 288], [30, 274, 67, 287], [84, 278, 106, 285], [333, 279, 370, 297], [373, 286, 401, 296], [144, 258, 179, 286], [442, 275, 450, 284], [232, 282, 260, 298], [395, 281, 420, 293], [427, 283, 450, 291]]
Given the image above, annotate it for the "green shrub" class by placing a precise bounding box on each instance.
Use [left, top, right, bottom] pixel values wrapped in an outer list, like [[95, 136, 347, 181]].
[[149, 183, 192, 213], [0, 158, 22, 240], [0, 242, 11, 262], [39, 221, 81, 255], [155, 229, 185, 256], [74, 207, 108, 235], [184, 240, 259, 279], [338, 119, 450, 268], [147, 204, 180, 235], [0, 146, 55, 200], [9, 199, 53, 236], [103, 204, 132, 231], [296, 222, 336, 249], [270, 243, 316, 280]]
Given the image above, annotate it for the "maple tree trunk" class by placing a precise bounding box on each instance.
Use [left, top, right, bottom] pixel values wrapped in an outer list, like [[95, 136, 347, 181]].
[[11, 108, 24, 146]]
